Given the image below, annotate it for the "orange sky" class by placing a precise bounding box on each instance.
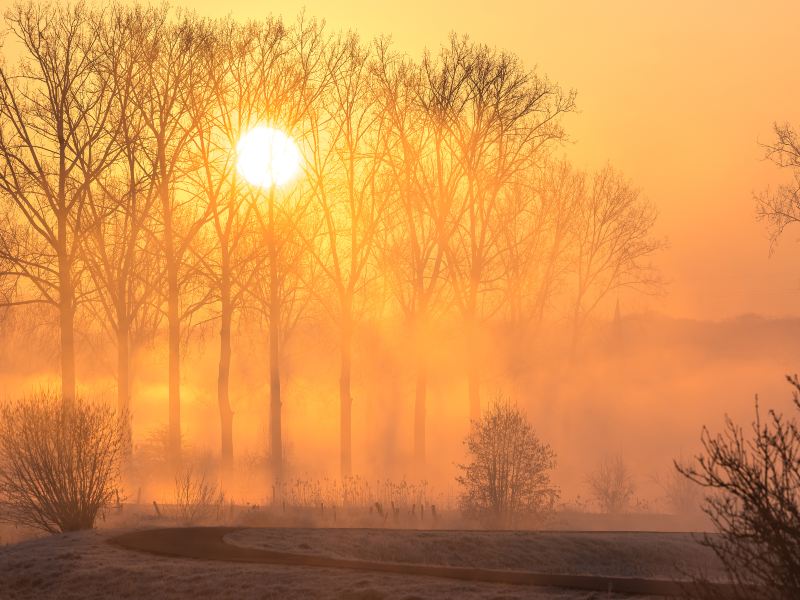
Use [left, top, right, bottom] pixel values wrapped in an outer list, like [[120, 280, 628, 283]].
[[197, 0, 800, 320], [7, 0, 800, 319]]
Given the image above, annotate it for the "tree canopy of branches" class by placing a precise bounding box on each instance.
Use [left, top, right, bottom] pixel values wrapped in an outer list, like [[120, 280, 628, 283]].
[[757, 122, 800, 252], [0, 1, 663, 481], [429, 37, 577, 419], [570, 166, 663, 352], [677, 376, 800, 600], [457, 396, 558, 527], [0, 2, 118, 402]]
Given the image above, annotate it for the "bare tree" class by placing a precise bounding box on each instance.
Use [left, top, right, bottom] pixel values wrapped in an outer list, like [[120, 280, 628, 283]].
[[197, 14, 335, 481], [0, 5, 676, 498], [661, 460, 702, 516], [128, 8, 214, 465], [251, 186, 320, 483], [373, 42, 453, 467], [0, 2, 118, 401], [0, 390, 124, 533], [457, 395, 558, 527], [587, 454, 636, 514], [83, 5, 163, 454], [306, 33, 389, 476], [183, 17, 275, 474], [251, 16, 332, 483], [496, 160, 582, 385], [677, 376, 800, 600], [756, 122, 800, 251], [498, 159, 582, 334], [427, 36, 575, 419], [570, 165, 663, 354]]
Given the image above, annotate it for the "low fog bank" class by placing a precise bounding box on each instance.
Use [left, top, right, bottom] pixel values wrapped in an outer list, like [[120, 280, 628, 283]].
[[1, 308, 798, 524]]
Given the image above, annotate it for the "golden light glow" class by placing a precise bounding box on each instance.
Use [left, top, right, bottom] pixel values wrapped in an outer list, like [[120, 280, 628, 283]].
[[236, 126, 302, 189]]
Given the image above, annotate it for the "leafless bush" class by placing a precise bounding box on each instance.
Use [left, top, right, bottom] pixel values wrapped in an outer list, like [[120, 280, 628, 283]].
[[457, 396, 558, 527], [662, 461, 702, 516], [587, 454, 636, 514], [173, 467, 225, 525], [677, 375, 800, 600], [0, 390, 124, 533]]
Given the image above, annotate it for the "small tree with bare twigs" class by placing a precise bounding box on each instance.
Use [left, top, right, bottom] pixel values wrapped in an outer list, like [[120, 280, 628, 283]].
[[0, 390, 124, 533], [676, 375, 800, 600], [587, 454, 636, 514], [172, 466, 225, 525], [662, 460, 702, 516], [457, 396, 558, 527]]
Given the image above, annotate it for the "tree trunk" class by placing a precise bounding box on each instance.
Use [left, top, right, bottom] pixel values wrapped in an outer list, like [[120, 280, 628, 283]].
[[269, 306, 282, 482], [468, 365, 480, 422], [569, 301, 582, 360], [57, 245, 76, 404], [413, 363, 427, 466], [467, 317, 480, 421], [340, 317, 353, 477], [119, 149, 137, 460], [117, 314, 132, 458], [160, 165, 181, 467], [218, 263, 234, 474], [268, 189, 282, 483], [167, 254, 180, 466], [268, 280, 282, 482]]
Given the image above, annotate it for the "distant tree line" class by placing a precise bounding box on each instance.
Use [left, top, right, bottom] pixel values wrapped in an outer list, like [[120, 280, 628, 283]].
[[0, 2, 663, 479]]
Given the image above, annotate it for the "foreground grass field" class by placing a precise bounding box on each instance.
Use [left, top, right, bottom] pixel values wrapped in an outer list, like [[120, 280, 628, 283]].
[[0, 526, 727, 599]]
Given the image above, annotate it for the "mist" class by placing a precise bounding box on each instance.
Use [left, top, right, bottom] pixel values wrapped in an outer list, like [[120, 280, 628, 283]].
[[3, 293, 797, 512], [2, 3, 800, 598]]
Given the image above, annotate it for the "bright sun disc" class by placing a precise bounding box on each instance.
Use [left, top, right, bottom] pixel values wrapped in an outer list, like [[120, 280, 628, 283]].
[[236, 126, 302, 189]]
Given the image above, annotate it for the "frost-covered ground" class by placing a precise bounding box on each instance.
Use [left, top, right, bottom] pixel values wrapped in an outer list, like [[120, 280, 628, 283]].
[[0, 526, 727, 599], [227, 528, 726, 581]]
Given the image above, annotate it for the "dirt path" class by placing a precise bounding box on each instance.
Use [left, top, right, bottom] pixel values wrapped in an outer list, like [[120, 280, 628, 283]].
[[109, 527, 735, 597]]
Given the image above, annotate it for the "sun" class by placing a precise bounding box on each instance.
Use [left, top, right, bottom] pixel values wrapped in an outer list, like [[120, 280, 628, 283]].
[[236, 126, 302, 189]]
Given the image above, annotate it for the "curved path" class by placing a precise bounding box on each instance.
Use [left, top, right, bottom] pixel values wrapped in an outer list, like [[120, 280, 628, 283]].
[[110, 527, 737, 598]]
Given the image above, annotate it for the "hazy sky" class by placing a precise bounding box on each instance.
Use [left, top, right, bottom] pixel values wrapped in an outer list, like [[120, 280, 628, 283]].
[[6, 0, 800, 319], [186, 0, 800, 320]]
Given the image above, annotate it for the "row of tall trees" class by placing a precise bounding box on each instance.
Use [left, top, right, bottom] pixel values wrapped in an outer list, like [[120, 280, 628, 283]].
[[0, 2, 662, 478]]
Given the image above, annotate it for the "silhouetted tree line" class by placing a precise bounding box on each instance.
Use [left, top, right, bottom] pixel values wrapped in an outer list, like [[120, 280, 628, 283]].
[[0, 2, 663, 478]]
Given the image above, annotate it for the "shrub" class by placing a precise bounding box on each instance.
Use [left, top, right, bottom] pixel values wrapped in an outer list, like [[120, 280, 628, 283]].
[[0, 390, 124, 533], [457, 396, 558, 527], [677, 375, 800, 600], [587, 454, 635, 514], [662, 461, 702, 516], [173, 467, 225, 525]]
